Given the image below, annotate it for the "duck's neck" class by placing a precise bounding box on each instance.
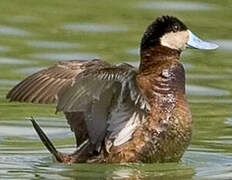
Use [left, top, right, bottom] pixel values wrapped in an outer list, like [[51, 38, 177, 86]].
[[139, 45, 181, 73], [136, 45, 185, 111]]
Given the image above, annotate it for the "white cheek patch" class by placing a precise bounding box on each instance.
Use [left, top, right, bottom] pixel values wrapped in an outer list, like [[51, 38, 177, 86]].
[[160, 31, 189, 50]]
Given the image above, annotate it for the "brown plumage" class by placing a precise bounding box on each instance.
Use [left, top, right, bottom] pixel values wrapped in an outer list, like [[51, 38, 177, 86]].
[[6, 16, 218, 163]]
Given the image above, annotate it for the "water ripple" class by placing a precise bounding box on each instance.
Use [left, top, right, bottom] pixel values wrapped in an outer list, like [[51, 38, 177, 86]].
[[26, 40, 81, 49], [16, 67, 45, 75], [0, 25, 31, 36], [186, 85, 230, 96], [214, 40, 232, 52], [0, 79, 19, 86], [0, 45, 10, 52], [30, 52, 99, 61], [139, 1, 217, 11], [0, 57, 35, 65], [63, 23, 128, 32], [0, 125, 70, 138]]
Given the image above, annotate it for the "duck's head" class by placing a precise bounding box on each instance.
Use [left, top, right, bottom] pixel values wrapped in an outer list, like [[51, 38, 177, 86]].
[[141, 16, 218, 53]]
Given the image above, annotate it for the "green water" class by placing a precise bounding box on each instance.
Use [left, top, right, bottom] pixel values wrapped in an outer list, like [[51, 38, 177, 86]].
[[0, 0, 232, 179]]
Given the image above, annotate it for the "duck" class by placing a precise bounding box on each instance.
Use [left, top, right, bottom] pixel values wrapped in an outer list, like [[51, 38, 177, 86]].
[[6, 16, 218, 163]]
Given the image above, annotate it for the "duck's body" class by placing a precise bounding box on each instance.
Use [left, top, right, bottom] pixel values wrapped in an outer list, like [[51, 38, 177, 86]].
[[7, 16, 217, 163], [106, 46, 192, 163]]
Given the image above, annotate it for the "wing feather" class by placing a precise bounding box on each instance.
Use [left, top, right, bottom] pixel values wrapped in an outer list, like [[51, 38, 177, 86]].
[[35, 79, 63, 103], [6, 60, 106, 104], [56, 63, 150, 151], [7, 72, 46, 101], [7, 59, 150, 151], [29, 79, 66, 103], [21, 76, 52, 102], [57, 63, 138, 112], [7, 59, 112, 148]]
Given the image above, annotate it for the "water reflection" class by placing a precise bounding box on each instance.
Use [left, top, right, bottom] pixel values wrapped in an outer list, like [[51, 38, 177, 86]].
[[139, 1, 217, 11], [16, 67, 45, 75], [8, 16, 39, 23], [63, 23, 128, 32], [8, 117, 71, 136], [185, 150, 232, 179], [0, 25, 31, 36], [26, 40, 81, 49], [0, 57, 35, 65], [111, 168, 142, 179], [126, 48, 139, 55], [187, 74, 232, 80], [225, 117, 232, 126], [30, 52, 99, 61], [0, 154, 47, 179], [0, 79, 19, 86], [0, 125, 70, 139], [29, 162, 194, 179], [189, 99, 232, 104], [186, 85, 230, 96], [215, 40, 232, 52], [0, 45, 10, 52]]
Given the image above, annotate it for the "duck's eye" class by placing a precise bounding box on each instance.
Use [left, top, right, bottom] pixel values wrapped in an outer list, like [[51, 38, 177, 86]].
[[173, 25, 179, 32]]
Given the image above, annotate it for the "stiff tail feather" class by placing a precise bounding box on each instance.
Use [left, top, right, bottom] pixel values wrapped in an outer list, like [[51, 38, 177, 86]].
[[30, 117, 62, 162]]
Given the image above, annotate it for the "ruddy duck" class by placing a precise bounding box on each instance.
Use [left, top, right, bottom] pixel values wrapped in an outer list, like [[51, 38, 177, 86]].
[[7, 16, 218, 163]]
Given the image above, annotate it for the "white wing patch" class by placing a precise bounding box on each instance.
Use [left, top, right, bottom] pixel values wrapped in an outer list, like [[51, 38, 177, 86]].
[[106, 100, 147, 151], [113, 111, 146, 146]]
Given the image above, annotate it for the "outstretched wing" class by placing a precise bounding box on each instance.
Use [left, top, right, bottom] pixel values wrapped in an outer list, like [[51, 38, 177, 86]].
[[6, 59, 111, 147], [7, 59, 150, 151], [57, 63, 149, 112], [6, 59, 110, 104], [57, 63, 150, 151]]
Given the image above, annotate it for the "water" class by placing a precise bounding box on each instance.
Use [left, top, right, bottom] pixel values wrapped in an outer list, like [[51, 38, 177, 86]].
[[63, 23, 128, 32], [0, 0, 231, 179], [139, 1, 217, 11], [0, 25, 32, 37], [30, 52, 100, 61]]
